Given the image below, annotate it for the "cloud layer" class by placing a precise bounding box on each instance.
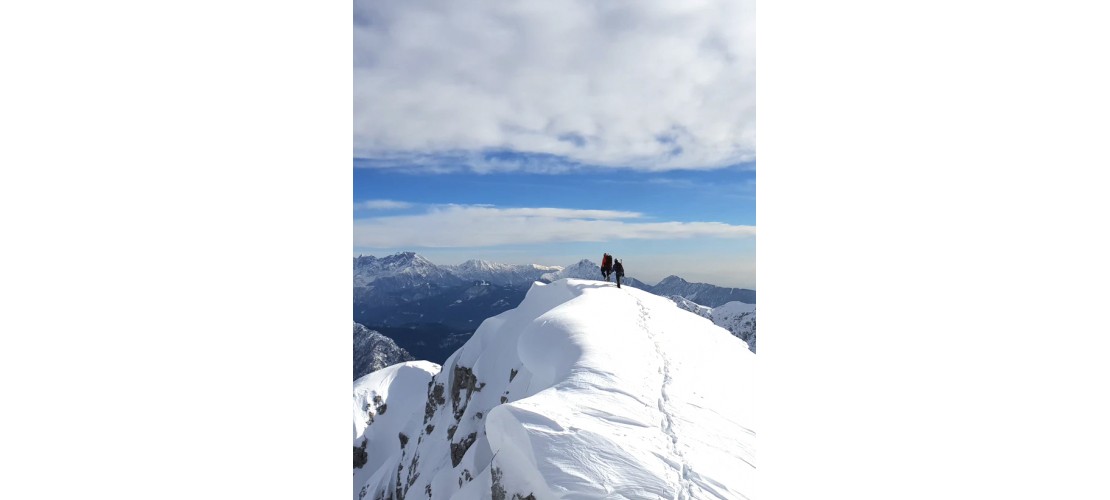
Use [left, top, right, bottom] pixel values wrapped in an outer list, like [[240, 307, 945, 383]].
[[355, 199, 413, 210], [353, 204, 755, 248], [354, 0, 755, 171]]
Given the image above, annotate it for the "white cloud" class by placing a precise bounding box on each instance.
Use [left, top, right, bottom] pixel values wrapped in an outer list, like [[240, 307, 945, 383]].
[[489, 207, 641, 219], [353, 0, 755, 171], [355, 199, 413, 210], [353, 205, 754, 247]]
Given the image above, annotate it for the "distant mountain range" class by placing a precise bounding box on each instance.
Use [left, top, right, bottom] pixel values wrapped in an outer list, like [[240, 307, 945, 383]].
[[353, 252, 756, 363], [651, 275, 756, 307]]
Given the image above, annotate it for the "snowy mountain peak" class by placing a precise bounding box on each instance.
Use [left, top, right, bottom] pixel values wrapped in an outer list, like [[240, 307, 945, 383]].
[[354, 278, 754, 499], [458, 259, 497, 271], [385, 251, 434, 267]]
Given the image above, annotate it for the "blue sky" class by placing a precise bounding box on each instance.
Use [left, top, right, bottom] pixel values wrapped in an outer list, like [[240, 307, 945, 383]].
[[354, 158, 754, 224], [353, 0, 755, 289]]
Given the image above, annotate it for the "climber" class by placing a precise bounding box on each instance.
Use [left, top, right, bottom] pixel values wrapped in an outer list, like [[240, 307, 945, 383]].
[[600, 253, 613, 281], [613, 259, 625, 288]]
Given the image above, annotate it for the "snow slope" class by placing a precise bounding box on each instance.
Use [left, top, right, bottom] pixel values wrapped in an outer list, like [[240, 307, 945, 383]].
[[354, 279, 755, 499]]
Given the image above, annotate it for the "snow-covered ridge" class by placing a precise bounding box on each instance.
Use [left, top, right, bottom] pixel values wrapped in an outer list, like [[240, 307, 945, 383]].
[[354, 279, 755, 499]]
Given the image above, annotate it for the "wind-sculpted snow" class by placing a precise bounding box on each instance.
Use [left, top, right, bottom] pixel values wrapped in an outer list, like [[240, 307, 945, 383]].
[[354, 279, 755, 499]]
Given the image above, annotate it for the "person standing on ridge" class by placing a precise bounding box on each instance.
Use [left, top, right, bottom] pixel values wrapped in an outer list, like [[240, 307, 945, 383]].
[[601, 253, 613, 281], [613, 259, 625, 288]]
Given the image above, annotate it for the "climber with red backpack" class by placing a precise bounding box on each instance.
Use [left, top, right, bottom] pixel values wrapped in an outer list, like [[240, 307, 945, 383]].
[[600, 253, 613, 281]]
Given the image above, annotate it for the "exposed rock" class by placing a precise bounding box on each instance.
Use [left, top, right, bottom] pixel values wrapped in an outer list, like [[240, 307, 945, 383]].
[[424, 383, 445, 424], [450, 432, 478, 467], [491, 466, 507, 500], [450, 365, 480, 420], [353, 438, 368, 469]]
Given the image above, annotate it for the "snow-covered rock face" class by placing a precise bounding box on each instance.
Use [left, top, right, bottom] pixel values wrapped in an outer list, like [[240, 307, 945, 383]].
[[354, 322, 417, 380], [710, 302, 757, 354], [354, 361, 442, 498], [354, 279, 755, 500], [669, 295, 714, 320]]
